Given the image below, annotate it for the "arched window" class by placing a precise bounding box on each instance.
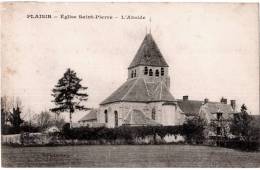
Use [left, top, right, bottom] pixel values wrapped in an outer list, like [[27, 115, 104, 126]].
[[149, 69, 153, 76], [134, 70, 137, 77], [161, 68, 164, 76], [104, 110, 108, 123], [144, 67, 148, 75], [155, 69, 159, 77], [131, 70, 134, 78], [152, 108, 156, 120], [114, 111, 118, 127]]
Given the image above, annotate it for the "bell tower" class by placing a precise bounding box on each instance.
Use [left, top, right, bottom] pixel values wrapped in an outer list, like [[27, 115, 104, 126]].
[[127, 34, 171, 89]]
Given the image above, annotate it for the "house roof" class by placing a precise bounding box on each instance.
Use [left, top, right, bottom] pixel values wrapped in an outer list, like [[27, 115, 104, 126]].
[[200, 102, 234, 120], [177, 100, 203, 115], [177, 99, 234, 119], [100, 78, 175, 105], [123, 109, 160, 126], [78, 109, 98, 122], [128, 34, 169, 69], [203, 103, 233, 114]]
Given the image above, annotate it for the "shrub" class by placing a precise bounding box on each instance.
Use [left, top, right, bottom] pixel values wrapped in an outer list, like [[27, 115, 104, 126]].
[[61, 125, 184, 142], [1, 124, 40, 135], [183, 116, 206, 144], [230, 106, 260, 151]]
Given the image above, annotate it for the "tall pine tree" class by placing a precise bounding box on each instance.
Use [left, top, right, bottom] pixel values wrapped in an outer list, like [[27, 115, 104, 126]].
[[51, 68, 88, 127]]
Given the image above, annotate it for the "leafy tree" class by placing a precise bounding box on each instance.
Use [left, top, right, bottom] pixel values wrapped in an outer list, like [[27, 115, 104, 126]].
[[1, 107, 8, 134], [230, 104, 251, 138], [36, 111, 52, 130], [230, 104, 259, 150], [52, 116, 66, 130], [8, 105, 24, 132], [183, 116, 207, 144], [241, 104, 247, 112], [51, 68, 88, 127], [1, 96, 10, 131]]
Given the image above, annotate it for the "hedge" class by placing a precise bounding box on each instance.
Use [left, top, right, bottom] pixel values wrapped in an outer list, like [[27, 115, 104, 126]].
[[1, 124, 40, 135], [61, 124, 184, 141]]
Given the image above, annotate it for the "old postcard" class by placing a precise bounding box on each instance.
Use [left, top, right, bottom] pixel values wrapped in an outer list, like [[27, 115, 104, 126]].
[[1, 2, 260, 167]]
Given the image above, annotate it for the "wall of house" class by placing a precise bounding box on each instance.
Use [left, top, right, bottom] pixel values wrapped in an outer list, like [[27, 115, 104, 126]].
[[98, 101, 182, 128]]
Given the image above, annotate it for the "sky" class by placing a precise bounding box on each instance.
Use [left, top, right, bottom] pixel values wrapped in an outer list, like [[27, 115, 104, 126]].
[[1, 3, 259, 122]]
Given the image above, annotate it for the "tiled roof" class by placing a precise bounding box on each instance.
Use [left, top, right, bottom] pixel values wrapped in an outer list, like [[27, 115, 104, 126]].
[[177, 100, 203, 114], [123, 109, 160, 126], [100, 78, 175, 105], [128, 34, 169, 69], [200, 102, 234, 120], [78, 109, 98, 122], [177, 99, 234, 119], [203, 103, 233, 114]]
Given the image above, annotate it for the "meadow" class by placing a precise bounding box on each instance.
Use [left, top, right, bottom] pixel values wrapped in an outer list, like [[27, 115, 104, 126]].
[[2, 144, 260, 167]]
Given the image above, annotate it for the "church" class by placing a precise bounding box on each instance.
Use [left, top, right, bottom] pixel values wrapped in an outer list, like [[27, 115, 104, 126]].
[[78, 33, 236, 131], [95, 33, 184, 128]]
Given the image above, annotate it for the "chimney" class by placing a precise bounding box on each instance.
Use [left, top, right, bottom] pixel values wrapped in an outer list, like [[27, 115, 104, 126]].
[[220, 98, 227, 104], [230, 100, 236, 111], [183, 95, 188, 101], [204, 98, 209, 104]]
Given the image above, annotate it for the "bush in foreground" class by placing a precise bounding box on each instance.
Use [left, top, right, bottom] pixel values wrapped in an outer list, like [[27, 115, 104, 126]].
[[61, 124, 184, 142]]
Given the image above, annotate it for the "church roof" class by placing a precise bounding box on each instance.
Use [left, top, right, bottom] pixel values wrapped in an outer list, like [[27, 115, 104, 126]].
[[78, 109, 98, 122], [123, 109, 160, 126], [128, 34, 169, 69], [100, 78, 175, 105]]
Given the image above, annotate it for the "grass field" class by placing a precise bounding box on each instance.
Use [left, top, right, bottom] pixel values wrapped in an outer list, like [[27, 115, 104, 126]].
[[1, 145, 260, 167]]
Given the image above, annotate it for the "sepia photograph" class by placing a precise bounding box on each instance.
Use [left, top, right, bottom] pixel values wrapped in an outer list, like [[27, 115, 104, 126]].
[[1, 2, 260, 167]]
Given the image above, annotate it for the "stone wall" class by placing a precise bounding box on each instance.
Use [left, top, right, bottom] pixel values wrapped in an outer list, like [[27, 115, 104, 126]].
[[2, 134, 21, 145], [98, 102, 182, 127]]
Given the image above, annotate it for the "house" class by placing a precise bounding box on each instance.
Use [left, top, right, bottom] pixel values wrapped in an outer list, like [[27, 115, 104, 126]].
[[177, 96, 236, 139]]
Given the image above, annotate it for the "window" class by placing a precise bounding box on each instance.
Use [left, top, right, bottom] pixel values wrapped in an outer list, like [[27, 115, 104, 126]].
[[144, 67, 148, 75], [152, 108, 156, 120], [155, 69, 159, 77], [104, 110, 108, 123], [131, 70, 134, 78], [217, 112, 222, 120], [217, 127, 221, 135], [134, 70, 137, 77], [149, 69, 153, 76], [114, 111, 118, 127], [161, 68, 164, 76]]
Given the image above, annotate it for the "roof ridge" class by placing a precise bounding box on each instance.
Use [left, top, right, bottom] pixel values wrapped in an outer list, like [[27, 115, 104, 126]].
[[121, 78, 139, 101], [143, 78, 151, 97], [162, 81, 176, 101], [150, 82, 161, 101], [128, 34, 169, 69]]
